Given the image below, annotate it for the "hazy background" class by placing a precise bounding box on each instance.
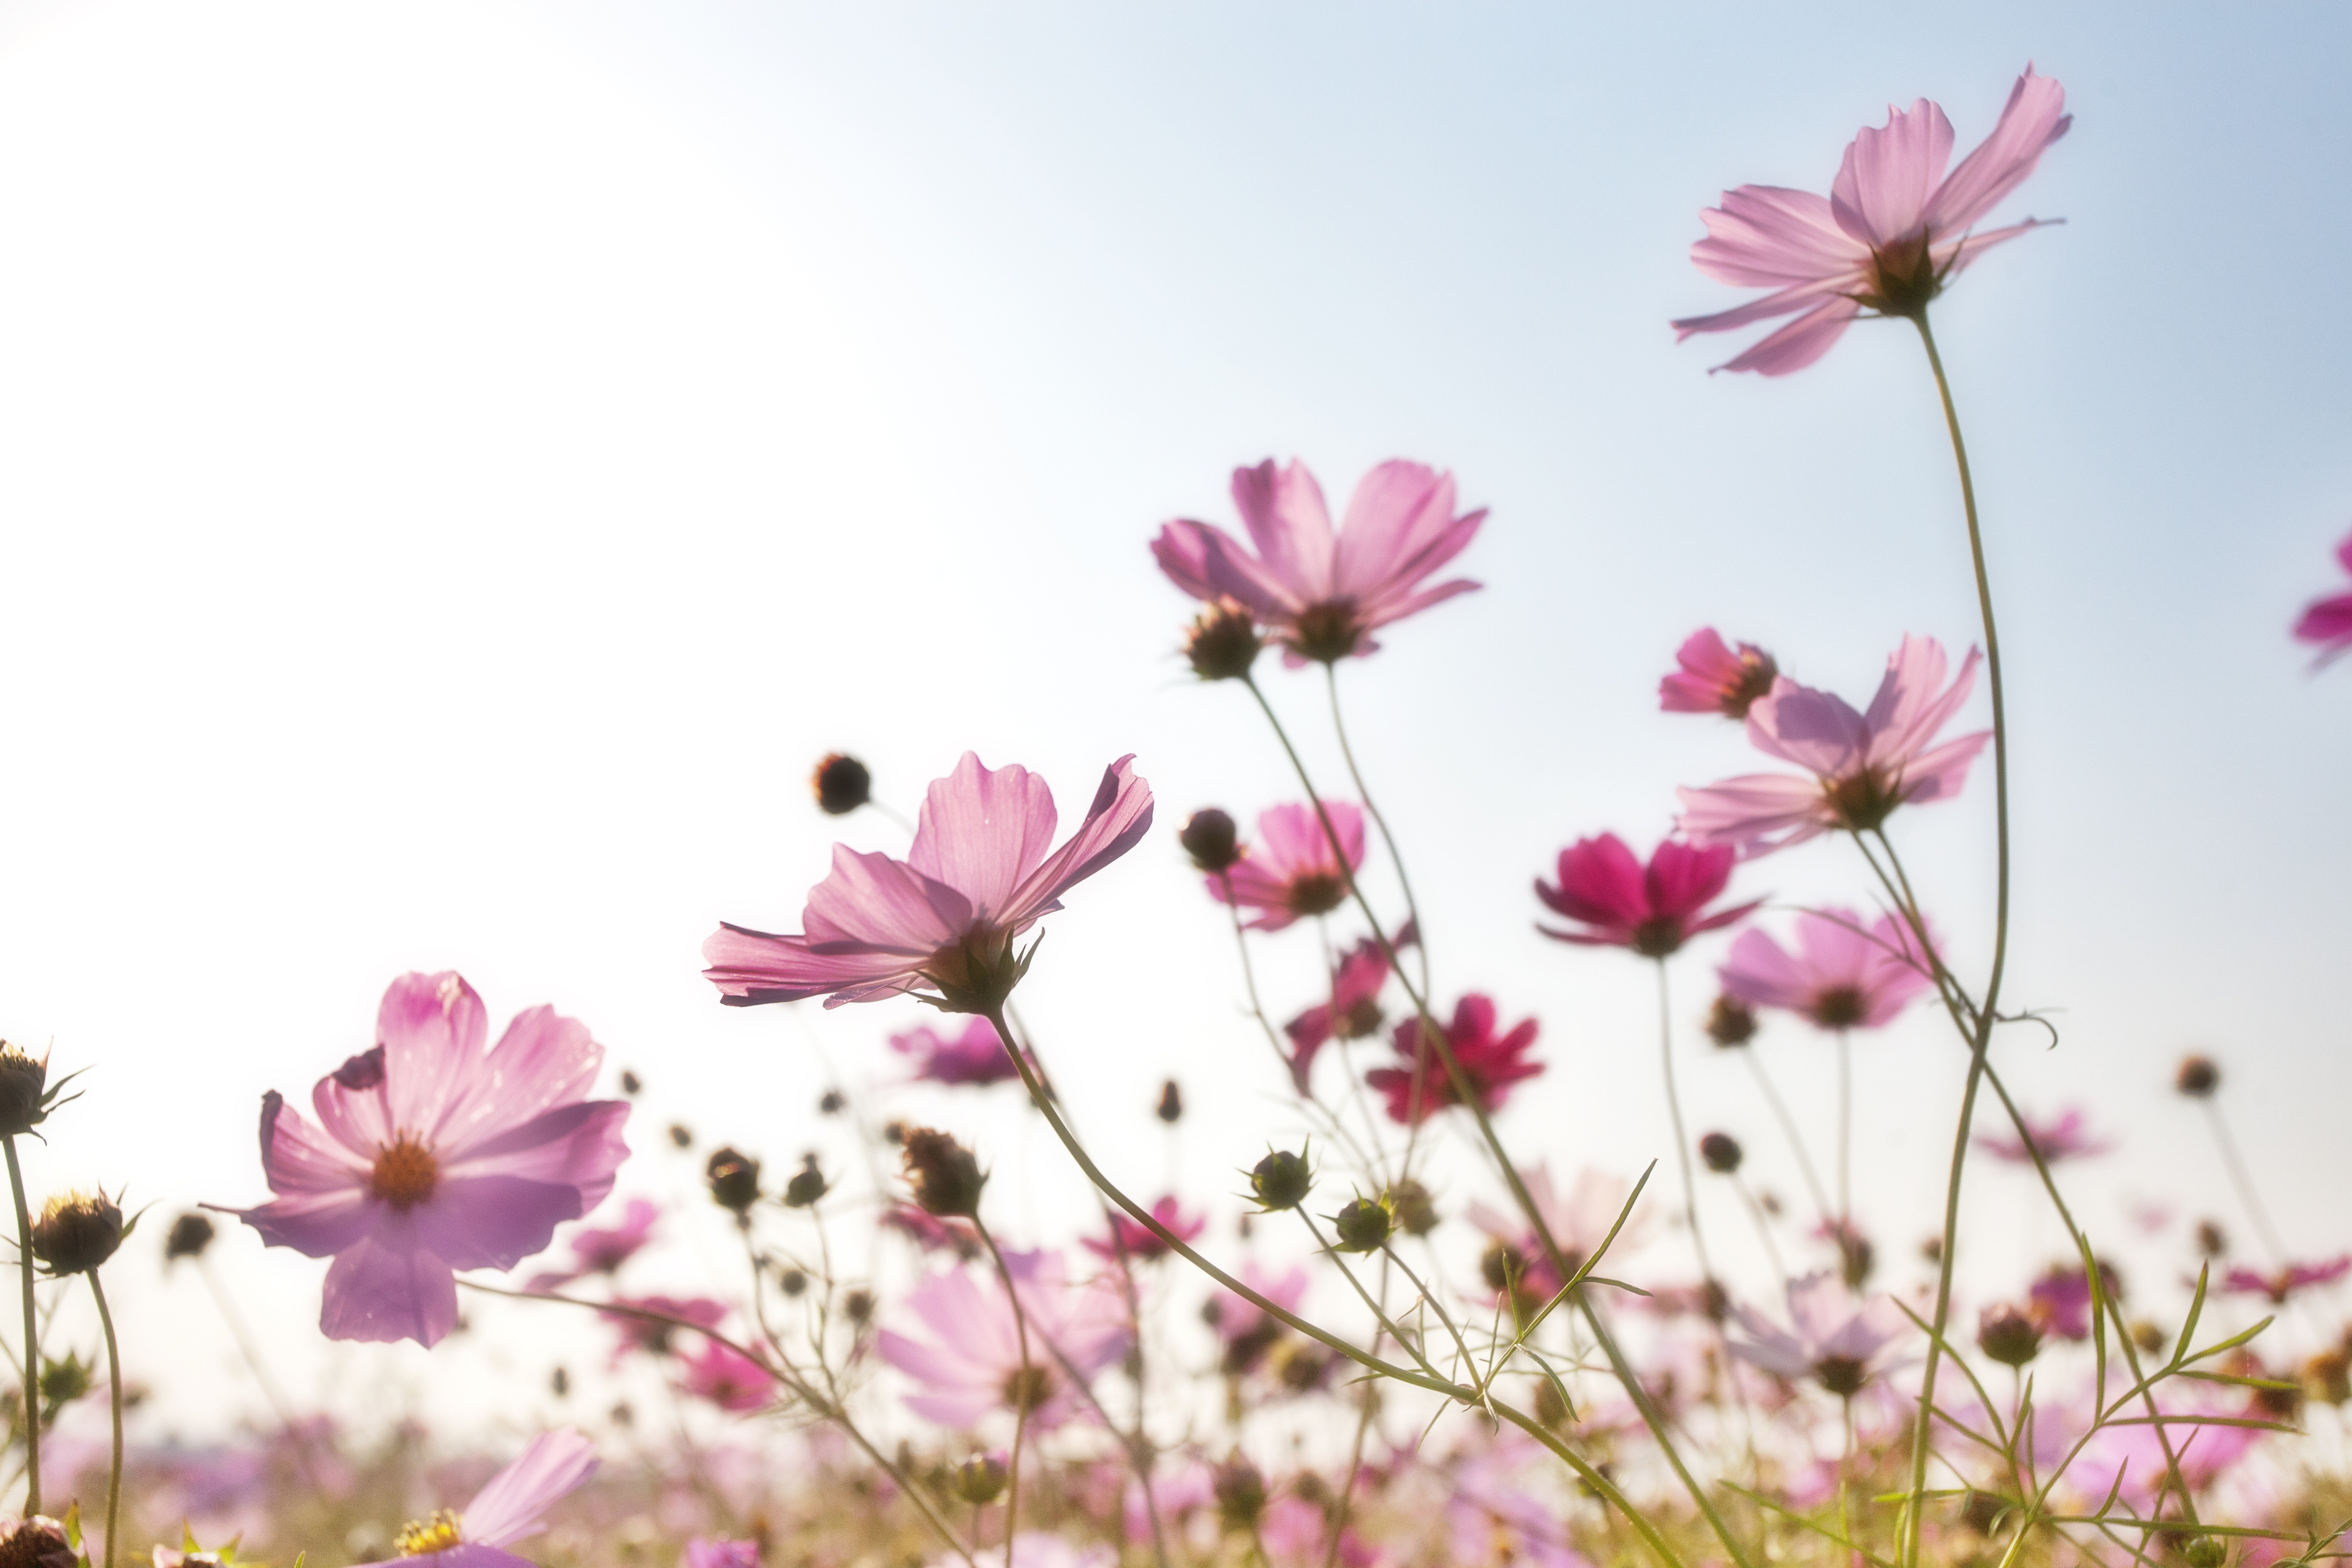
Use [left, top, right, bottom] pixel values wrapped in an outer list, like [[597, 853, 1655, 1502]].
[[0, 0, 2345, 1448]]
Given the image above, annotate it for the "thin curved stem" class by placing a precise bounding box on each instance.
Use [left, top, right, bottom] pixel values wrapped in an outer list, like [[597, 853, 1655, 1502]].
[[3, 1138, 36, 1515], [90, 1270, 121, 1568], [1737, 1049, 1831, 1225], [1836, 1031, 1852, 1231], [972, 1220, 1033, 1568], [1325, 663, 1429, 1000], [2202, 1101, 2289, 1265], [1655, 960, 1714, 1288]]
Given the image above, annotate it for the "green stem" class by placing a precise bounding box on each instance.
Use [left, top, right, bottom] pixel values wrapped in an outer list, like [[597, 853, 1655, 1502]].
[[3, 1138, 35, 1516], [2202, 1100, 2289, 1265], [1738, 1049, 1832, 1225], [972, 1221, 1032, 1568], [1655, 960, 1714, 1288], [1324, 663, 1429, 1000], [91, 1269, 121, 1568]]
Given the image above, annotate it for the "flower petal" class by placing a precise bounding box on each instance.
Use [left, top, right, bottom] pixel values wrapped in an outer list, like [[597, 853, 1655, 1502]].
[[1708, 295, 1864, 376], [462, 1429, 599, 1547], [1690, 185, 1866, 287], [1830, 98, 1954, 247], [320, 1222, 460, 1346], [1232, 459, 1337, 601], [1001, 755, 1155, 928], [1921, 67, 2070, 236], [701, 923, 923, 1006], [909, 753, 1062, 922]]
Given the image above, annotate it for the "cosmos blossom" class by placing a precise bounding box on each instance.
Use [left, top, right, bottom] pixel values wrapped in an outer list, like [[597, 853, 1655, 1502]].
[[1673, 67, 2071, 375], [1728, 1272, 1909, 1395], [2293, 530, 2352, 665], [1718, 909, 1933, 1031], [889, 1016, 1024, 1087], [1365, 995, 1544, 1125], [1281, 926, 1414, 1094], [1975, 1107, 2113, 1165], [703, 753, 1153, 1011], [2027, 1260, 2123, 1341], [877, 1250, 1130, 1431], [1211, 802, 1367, 933], [1535, 833, 1759, 957], [2221, 1257, 2352, 1306], [357, 1429, 598, 1568], [225, 973, 631, 1348], [1679, 635, 1989, 856], [1152, 458, 1486, 662], [602, 1294, 730, 1365], [1081, 1195, 1207, 1264], [526, 1196, 659, 1292], [1468, 1165, 1651, 1303], [1661, 629, 1779, 719], [1207, 1260, 1310, 1372], [678, 1339, 777, 1413], [685, 1542, 762, 1568]]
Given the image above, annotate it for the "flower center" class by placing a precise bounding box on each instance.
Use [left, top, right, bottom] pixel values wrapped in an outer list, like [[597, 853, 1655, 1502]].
[[1811, 987, 1867, 1030], [371, 1134, 441, 1210], [1813, 1354, 1867, 1397], [1862, 232, 1941, 318], [395, 1511, 464, 1557], [1630, 916, 1685, 959], [1720, 650, 1778, 719], [1001, 1363, 1057, 1414], [923, 931, 1022, 1013], [1823, 769, 1903, 832], [1286, 601, 1362, 664], [1335, 996, 1385, 1041], [1285, 872, 1347, 918]]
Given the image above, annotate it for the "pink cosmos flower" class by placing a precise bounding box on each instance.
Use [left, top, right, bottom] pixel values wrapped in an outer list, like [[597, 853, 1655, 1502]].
[[678, 1339, 777, 1413], [1974, 1107, 2113, 1165], [1535, 834, 1759, 957], [704, 753, 1153, 1011], [2027, 1259, 2123, 1341], [526, 1196, 659, 1291], [1679, 635, 1989, 856], [1207, 1260, 1310, 1374], [1081, 1195, 1207, 1264], [1728, 1272, 1909, 1395], [1282, 927, 1412, 1094], [1718, 909, 1932, 1031], [2221, 1256, 2352, 1306], [1365, 995, 1544, 1125], [877, 1249, 1130, 1431], [355, 1428, 597, 1568], [2293, 530, 2352, 665], [889, 1017, 1022, 1087], [685, 1541, 761, 1568], [225, 972, 631, 1348], [1210, 802, 1366, 933], [1152, 458, 1486, 663], [1661, 629, 1779, 719], [1673, 67, 2071, 375], [602, 1294, 729, 1364], [1468, 1165, 1651, 1302]]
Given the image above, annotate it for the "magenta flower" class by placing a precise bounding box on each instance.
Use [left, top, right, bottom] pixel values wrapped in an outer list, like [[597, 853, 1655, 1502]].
[[2027, 1259, 2123, 1341], [1728, 1272, 1909, 1395], [685, 1542, 762, 1568], [2221, 1256, 2352, 1306], [889, 1017, 1022, 1087], [1661, 629, 1779, 719], [1673, 67, 2071, 375], [602, 1294, 729, 1364], [1974, 1107, 2113, 1166], [678, 1339, 777, 1413], [1152, 458, 1486, 663], [527, 1196, 659, 1290], [2293, 530, 2352, 665], [1081, 1194, 1207, 1264], [1535, 833, 1759, 957], [877, 1249, 1129, 1431], [1211, 802, 1366, 933], [1366, 995, 1544, 1125], [703, 753, 1153, 1011], [1282, 930, 1405, 1094], [225, 972, 631, 1348], [1679, 635, 1989, 856], [356, 1428, 597, 1568], [1718, 909, 1932, 1031]]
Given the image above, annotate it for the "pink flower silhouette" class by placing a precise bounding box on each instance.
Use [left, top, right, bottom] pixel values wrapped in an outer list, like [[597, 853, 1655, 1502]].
[[2027, 1259, 2122, 1341], [878, 1250, 1129, 1431], [1212, 802, 1366, 933], [2294, 530, 2352, 665], [1678, 635, 1989, 856], [1081, 1195, 1207, 1264], [1366, 995, 1544, 1125], [1468, 1164, 1651, 1302], [224, 972, 630, 1348], [1661, 629, 1779, 719], [2221, 1256, 2352, 1306], [1153, 458, 1485, 663], [1728, 1272, 1909, 1394], [1535, 834, 1759, 957], [704, 752, 1153, 1011], [1207, 1260, 1310, 1362], [527, 1196, 659, 1291], [1718, 909, 1932, 1031], [1975, 1107, 2113, 1165], [1282, 928, 1411, 1093], [889, 1017, 1022, 1087], [355, 1428, 597, 1568], [603, 1294, 729, 1365], [1673, 67, 2071, 375], [678, 1339, 777, 1413]]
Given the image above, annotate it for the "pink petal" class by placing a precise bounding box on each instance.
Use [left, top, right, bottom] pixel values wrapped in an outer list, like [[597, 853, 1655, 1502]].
[[1830, 99, 1955, 247], [1897, 731, 1991, 806], [414, 1173, 596, 1272], [1646, 838, 1736, 922], [255, 1089, 370, 1194], [1001, 755, 1155, 928], [1535, 834, 1650, 931], [1921, 68, 2071, 236], [1689, 185, 1866, 287], [908, 753, 1061, 922], [1331, 461, 1449, 598], [1749, 680, 1870, 776], [1150, 519, 1293, 618], [429, 1004, 603, 1158], [701, 923, 922, 1006], [1231, 459, 1336, 601], [1676, 773, 1830, 851], [379, 972, 490, 1140], [1717, 927, 1810, 1013], [1708, 295, 1864, 376], [802, 843, 970, 953], [2294, 591, 2352, 649], [320, 1223, 460, 1346], [232, 1190, 375, 1259], [1672, 276, 1855, 341], [1356, 573, 1482, 633], [462, 1429, 599, 1547]]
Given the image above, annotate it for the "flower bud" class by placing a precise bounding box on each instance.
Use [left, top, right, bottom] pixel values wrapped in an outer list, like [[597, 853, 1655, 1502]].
[[0, 1044, 52, 1138], [163, 1212, 216, 1264], [668, 1123, 694, 1149], [1155, 1080, 1183, 1124], [1698, 1132, 1742, 1174], [1704, 996, 1757, 1049], [2183, 1539, 2226, 1568], [1388, 1178, 1438, 1237], [619, 1070, 643, 1096], [1330, 1196, 1392, 1254], [2305, 1348, 2351, 1406], [31, 1191, 122, 1275], [1532, 1375, 1570, 1429], [1976, 1303, 2042, 1367], [1212, 1454, 1266, 1530], [782, 1155, 828, 1210], [0, 1516, 76, 1568], [1248, 1150, 1312, 1212], [843, 1288, 874, 1324], [901, 1128, 986, 1220], [705, 1148, 762, 1216], [39, 1352, 91, 1408], [2195, 1218, 2228, 1257], [1179, 810, 1241, 874], [811, 753, 872, 817], [952, 1453, 1008, 1506], [2175, 1055, 2220, 1098], [1184, 601, 1262, 682]]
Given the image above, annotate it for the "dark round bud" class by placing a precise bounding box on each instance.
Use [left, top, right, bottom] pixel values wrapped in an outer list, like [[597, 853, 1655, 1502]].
[[2195, 1219, 2228, 1257], [1977, 1303, 2043, 1367], [843, 1288, 874, 1324], [1212, 1454, 1266, 1530], [818, 1090, 845, 1116], [783, 1156, 828, 1210], [1248, 1150, 1312, 1212], [1813, 1353, 1868, 1398], [609, 1401, 634, 1428], [952, 1453, 1008, 1506], [2132, 1320, 2169, 1358], [1480, 1239, 1521, 1295], [1330, 1196, 1392, 1254], [1960, 1492, 2004, 1536], [0, 1044, 52, 1138], [667, 1123, 693, 1149], [1704, 996, 1757, 1049], [1155, 1080, 1183, 1124], [0, 1516, 77, 1568], [779, 1268, 808, 1298], [619, 1070, 642, 1096], [812, 753, 872, 816], [902, 1128, 986, 1220], [705, 1147, 762, 1215], [1698, 1132, 1742, 1174], [1388, 1178, 1438, 1237], [2176, 1055, 2220, 1098], [1179, 810, 1241, 874], [164, 1212, 216, 1263], [1184, 602, 1263, 682], [882, 1120, 907, 1145], [38, 1353, 90, 1408], [2184, 1539, 2226, 1568], [31, 1191, 122, 1275], [1921, 1234, 1944, 1263], [550, 1365, 570, 1398]]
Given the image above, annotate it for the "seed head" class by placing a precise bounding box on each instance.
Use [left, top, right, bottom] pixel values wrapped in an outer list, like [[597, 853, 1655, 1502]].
[[1184, 600, 1264, 681], [811, 753, 872, 816], [0, 1044, 54, 1138], [705, 1147, 762, 1216], [1179, 809, 1241, 874], [1330, 1195, 1393, 1254], [1155, 1080, 1183, 1124], [952, 1454, 1008, 1506], [1388, 1178, 1438, 1237], [782, 1155, 828, 1210], [2176, 1055, 2220, 1098], [1698, 1131, 1742, 1174], [1704, 996, 1757, 1049], [0, 1516, 77, 1568], [31, 1191, 123, 1275], [1212, 1454, 1266, 1530], [164, 1212, 216, 1264], [1977, 1303, 2043, 1367], [1248, 1150, 1312, 1212], [901, 1128, 986, 1220]]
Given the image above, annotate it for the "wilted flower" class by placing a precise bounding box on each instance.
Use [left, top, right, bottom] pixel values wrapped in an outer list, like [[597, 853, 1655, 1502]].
[[2221, 1256, 2352, 1306], [222, 973, 631, 1347], [1718, 909, 1932, 1031], [1535, 833, 1758, 957], [1661, 629, 1779, 718], [1082, 1195, 1205, 1264], [358, 1429, 597, 1568], [890, 1018, 1022, 1087], [1729, 1272, 1909, 1396], [877, 1250, 1129, 1431], [1975, 1107, 2113, 1165], [2293, 530, 2352, 665], [1366, 995, 1544, 1125], [1210, 802, 1366, 933]]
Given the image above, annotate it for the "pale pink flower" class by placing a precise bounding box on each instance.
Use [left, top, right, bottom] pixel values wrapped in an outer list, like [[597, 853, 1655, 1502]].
[[1728, 1272, 1909, 1394], [704, 753, 1153, 1011], [1679, 635, 1988, 855], [684, 1540, 761, 1568], [1468, 1165, 1652, 1303], [1153, 458, 1485, 662], [355, 1429, 597, 1568], [1718, 909, 1932, 1031], [1282, 926, 1413, 1094], [2027, 1259, 2123, 1341], [1661, 629, 1779, 719], [678, 1339, 776, 1413], [1212, 802, 1366, 933], [526, 1196, 659, 1290], [1673, 68, 2071, 375], [2221, 1256, 2352, 1306], [889, 1017, 1022, 1087], [224, 972, 631, 1348], [1975, 1107, 2112, 1165], [1082, 1194, 1207, 1264], [1264, 1495, 1374, 1568], [1535, 833, 1758, 957], [602, 1294, 729, 1364], [878, 1249, 1130, 1431], [2293, 530, 2352, 665]]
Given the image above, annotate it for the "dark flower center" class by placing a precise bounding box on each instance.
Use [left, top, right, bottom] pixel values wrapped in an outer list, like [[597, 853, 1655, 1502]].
[[1001, 1363, 1057, 1414], [1823, 769, 1904, 833], [1287, 601, 1363, 664], [1862, 232, 1941, 318], [1813, 1354, 1868, 1397], [1285, 872, 1347, 918], [371, 1134, 441, 1210], [1721, 650, 1779, 719], [1630, 916, 1685, 959], [1336, 996, 1385, 1040], [1811, 987, 1867, 1030]]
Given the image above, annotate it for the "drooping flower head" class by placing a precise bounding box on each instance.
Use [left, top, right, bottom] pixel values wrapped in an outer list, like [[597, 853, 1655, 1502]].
[[1153, 459, 1485, 663], [358, 1429, 598, 1568], [889, 1017, 1022, 1087], [1366, 995, 1544, 1125], [1210, 802, 1366, 933], [1673, 68, 2071, 374], [1728, 1272, 1909, 1396], [1718, 910, 1932, 1031], [878, 1249, 1130, 1431], [1679, 635, 1989, 856], [1661, 629, 1780, 719], [2293, 530, 2352, 666], [703, 753, 1153, 1013], [1535, 833, 1759, 957], [1081, 1195, 1207, 1265], [2221, 1256, 2352, 1307], [224, 973, 631, 1348], [1975, 1107, 2113, 1166]]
